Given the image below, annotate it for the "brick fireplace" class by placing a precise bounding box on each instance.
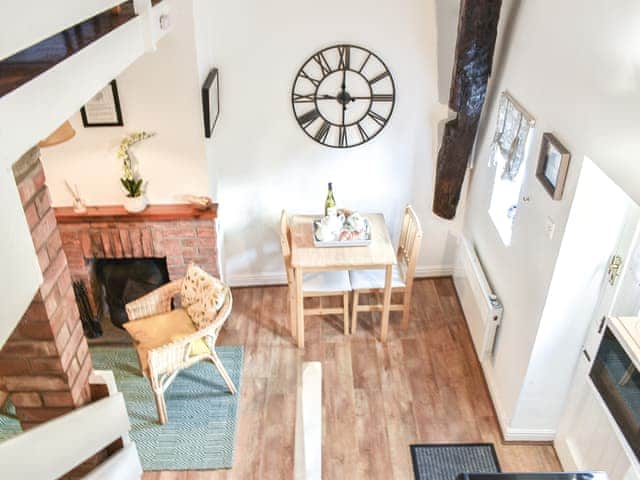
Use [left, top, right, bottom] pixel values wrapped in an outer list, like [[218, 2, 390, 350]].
[[0, 147, 220, 431], [55, 202, 219, 320], [0, 148, 92, 430]]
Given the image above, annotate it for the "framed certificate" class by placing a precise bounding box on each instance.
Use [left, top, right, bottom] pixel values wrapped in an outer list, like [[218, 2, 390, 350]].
[[81, 80, 124, 127], [202, 68, 220, 138]]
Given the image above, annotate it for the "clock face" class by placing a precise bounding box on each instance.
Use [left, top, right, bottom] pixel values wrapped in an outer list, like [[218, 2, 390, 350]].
[[292, 44, 395, 148]]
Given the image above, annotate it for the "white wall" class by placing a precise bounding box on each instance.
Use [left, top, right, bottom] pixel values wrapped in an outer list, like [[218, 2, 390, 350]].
[[465, 0, 640, 435], [200, 0, 458, 285], [40, 0, 209, 207]]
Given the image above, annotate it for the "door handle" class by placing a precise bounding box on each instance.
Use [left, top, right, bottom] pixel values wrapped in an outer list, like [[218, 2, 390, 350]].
[[608, 255, 623, 286]]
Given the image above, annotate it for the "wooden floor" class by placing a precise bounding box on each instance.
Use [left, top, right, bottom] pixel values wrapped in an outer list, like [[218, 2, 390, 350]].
[[144, 278, 560, 479]]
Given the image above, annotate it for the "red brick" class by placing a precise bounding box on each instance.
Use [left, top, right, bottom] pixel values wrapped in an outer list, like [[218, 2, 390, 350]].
[[59, 322, 83, 370], [29, 358, 64, 374], [111, 230, 124, 258], [40, 250, 67, 299], [141, 229, 154, 256], [197, 247, 217, 257], [166, 255, 184, 267], [15, 407, 72, 423], [11, 392, 42, 407], [60, 229, 79, 244], [100, 231, 113, 257], [76, 338, 88, 366], [3, 375, 68, 391], [0, 358, 30, 375], [119, 229, 132, 257], [66, 358, 80, 385], [24, 203, 39, 230], [36, 248, 50, 272], [46, 230, 63, 259], [43, 287, 60, 318], [34, 189, 51, 217], [1, 341, 58, 357], [163, 228, 196, 238], [54, 324, 70, 352], [72, 354, 93, 395], [42, 391, 74, 407], [71, 382, 91, 406], [22, 301, 47, 323], [90, 231, 104, 258], [130, 229, 143, 257], [30, 209, 57, 250], [32, 165, 46, 193], [197, 227, 216, 237], [80, 231, 92, 258], [18, 321, 54, 341], [17, 176, 36, 205]]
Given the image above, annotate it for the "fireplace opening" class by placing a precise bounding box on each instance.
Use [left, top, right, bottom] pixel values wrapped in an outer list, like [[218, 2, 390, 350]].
[[93, 257, 170, 329]]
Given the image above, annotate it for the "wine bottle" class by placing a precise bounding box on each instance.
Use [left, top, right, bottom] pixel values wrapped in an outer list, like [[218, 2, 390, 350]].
[[324, 182, 336, 217]]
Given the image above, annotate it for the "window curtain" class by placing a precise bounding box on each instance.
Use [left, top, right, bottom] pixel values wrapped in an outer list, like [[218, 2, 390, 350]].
[[490, 92, 534, 181]]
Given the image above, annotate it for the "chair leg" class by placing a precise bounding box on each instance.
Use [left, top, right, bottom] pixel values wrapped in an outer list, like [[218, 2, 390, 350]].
[[210, 351, 237, 395], [154, 390, 168, 425], [351, 290, 359, 333], [401, 287, 412, 329], [289, 285, 297, 338], [343, 292, 350, 335]]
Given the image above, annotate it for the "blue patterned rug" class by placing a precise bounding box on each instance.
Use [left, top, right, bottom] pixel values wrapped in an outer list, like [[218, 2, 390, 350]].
[[410, 443, 501, 480], [90, 346, 243, 471], [0, 346, 243, 471]]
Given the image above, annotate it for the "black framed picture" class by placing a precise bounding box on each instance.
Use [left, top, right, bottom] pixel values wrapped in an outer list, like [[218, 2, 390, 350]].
[[80, 80, 124, 127], [536, 132, 571, 200], [202, 68, 220, 138]]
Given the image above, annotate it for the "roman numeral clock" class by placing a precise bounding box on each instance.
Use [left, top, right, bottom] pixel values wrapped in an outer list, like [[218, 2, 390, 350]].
[[292, 44, 395, 148]]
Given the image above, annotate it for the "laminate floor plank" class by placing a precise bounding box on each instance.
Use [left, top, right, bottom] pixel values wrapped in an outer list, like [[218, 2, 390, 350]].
[[138, 279, 560, 479]]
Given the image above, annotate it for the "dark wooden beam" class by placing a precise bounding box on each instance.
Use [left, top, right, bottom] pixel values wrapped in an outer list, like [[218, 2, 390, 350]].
[[433, 0, 502, 219], [0, 1, 136, 99]]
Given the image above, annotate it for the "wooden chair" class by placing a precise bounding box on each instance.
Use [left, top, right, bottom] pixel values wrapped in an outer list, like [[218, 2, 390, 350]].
[[350, 205, 423, 332], [280, 210, 351, 339], [124, 267, 236, 424]]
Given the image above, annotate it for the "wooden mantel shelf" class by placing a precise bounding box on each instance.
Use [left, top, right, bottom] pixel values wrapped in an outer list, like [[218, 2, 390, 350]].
[[54, 203, 218, 224]]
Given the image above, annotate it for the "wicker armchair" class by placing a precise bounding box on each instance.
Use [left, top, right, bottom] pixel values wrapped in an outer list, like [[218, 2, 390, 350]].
[[124, 277, 237, 425]]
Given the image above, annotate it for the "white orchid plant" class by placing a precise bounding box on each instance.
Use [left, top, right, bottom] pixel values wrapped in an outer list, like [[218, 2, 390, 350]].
[[118, 131, 155, 198]]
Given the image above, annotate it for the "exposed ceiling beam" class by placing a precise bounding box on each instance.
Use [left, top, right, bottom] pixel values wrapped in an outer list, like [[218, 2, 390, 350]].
[[432, 0, 502, 220]]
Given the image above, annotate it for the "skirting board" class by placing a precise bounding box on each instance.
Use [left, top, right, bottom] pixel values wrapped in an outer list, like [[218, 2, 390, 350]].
[[226, 264, 454, 287], [482, 361, 556, 442]]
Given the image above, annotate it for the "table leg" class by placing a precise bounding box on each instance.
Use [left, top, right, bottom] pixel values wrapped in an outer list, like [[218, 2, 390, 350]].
[[295, 267, 304, 348], [380, 264, 393, 342]]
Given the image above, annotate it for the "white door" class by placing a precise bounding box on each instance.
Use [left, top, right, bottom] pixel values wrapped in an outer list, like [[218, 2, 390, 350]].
[[583, 218, 640, 362], [555, 159, 640, 477]]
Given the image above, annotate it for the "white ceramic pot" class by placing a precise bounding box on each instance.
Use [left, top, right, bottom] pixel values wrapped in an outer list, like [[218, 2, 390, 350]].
[[123, 195, 148, 213]]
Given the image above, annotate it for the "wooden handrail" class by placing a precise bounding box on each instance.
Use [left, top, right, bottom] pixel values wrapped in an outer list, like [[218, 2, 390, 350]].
[[0, 1, 137, 99]]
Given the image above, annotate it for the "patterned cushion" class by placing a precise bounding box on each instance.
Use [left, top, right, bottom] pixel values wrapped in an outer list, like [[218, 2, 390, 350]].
[[180, 263, 226, 329]]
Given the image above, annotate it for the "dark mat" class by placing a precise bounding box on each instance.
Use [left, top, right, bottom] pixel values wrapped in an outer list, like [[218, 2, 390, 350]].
[[410, 443, 501, 480]]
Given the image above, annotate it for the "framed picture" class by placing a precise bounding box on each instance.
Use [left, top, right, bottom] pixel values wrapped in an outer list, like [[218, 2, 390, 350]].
[[202, 68, 220, 138], [536, 132, 571, 200], [80, 80, 124, 127]]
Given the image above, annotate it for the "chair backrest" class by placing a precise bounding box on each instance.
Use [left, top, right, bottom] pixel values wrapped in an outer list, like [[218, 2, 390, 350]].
[[396, 205, 423, 283], [279, 210, 295, 285]]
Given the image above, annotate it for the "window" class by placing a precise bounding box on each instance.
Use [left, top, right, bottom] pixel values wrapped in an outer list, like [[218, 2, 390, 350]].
[[487, 92, 535, 245]]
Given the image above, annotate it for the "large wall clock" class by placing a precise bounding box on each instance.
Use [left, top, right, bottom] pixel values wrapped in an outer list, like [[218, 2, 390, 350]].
[[292, 44, 395, 148]]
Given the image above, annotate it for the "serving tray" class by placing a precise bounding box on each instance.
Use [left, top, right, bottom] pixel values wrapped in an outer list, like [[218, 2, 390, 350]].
[[312, 217, 371, 248]]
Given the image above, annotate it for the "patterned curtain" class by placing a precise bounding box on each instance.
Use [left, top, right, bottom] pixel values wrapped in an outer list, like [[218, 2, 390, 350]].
[[489, 92, 534, 181]]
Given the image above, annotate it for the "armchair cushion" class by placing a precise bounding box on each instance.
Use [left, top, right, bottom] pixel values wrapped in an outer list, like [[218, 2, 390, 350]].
[[123, 308, 208, 374], [180, 263, 226, 329]]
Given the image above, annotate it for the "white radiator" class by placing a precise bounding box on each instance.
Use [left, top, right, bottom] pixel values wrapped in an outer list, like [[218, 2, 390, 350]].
[[453, 238, 503, 359]]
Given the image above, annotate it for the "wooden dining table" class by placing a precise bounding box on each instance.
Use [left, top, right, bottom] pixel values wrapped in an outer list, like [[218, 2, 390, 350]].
[[289, 213, 397, 347]]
